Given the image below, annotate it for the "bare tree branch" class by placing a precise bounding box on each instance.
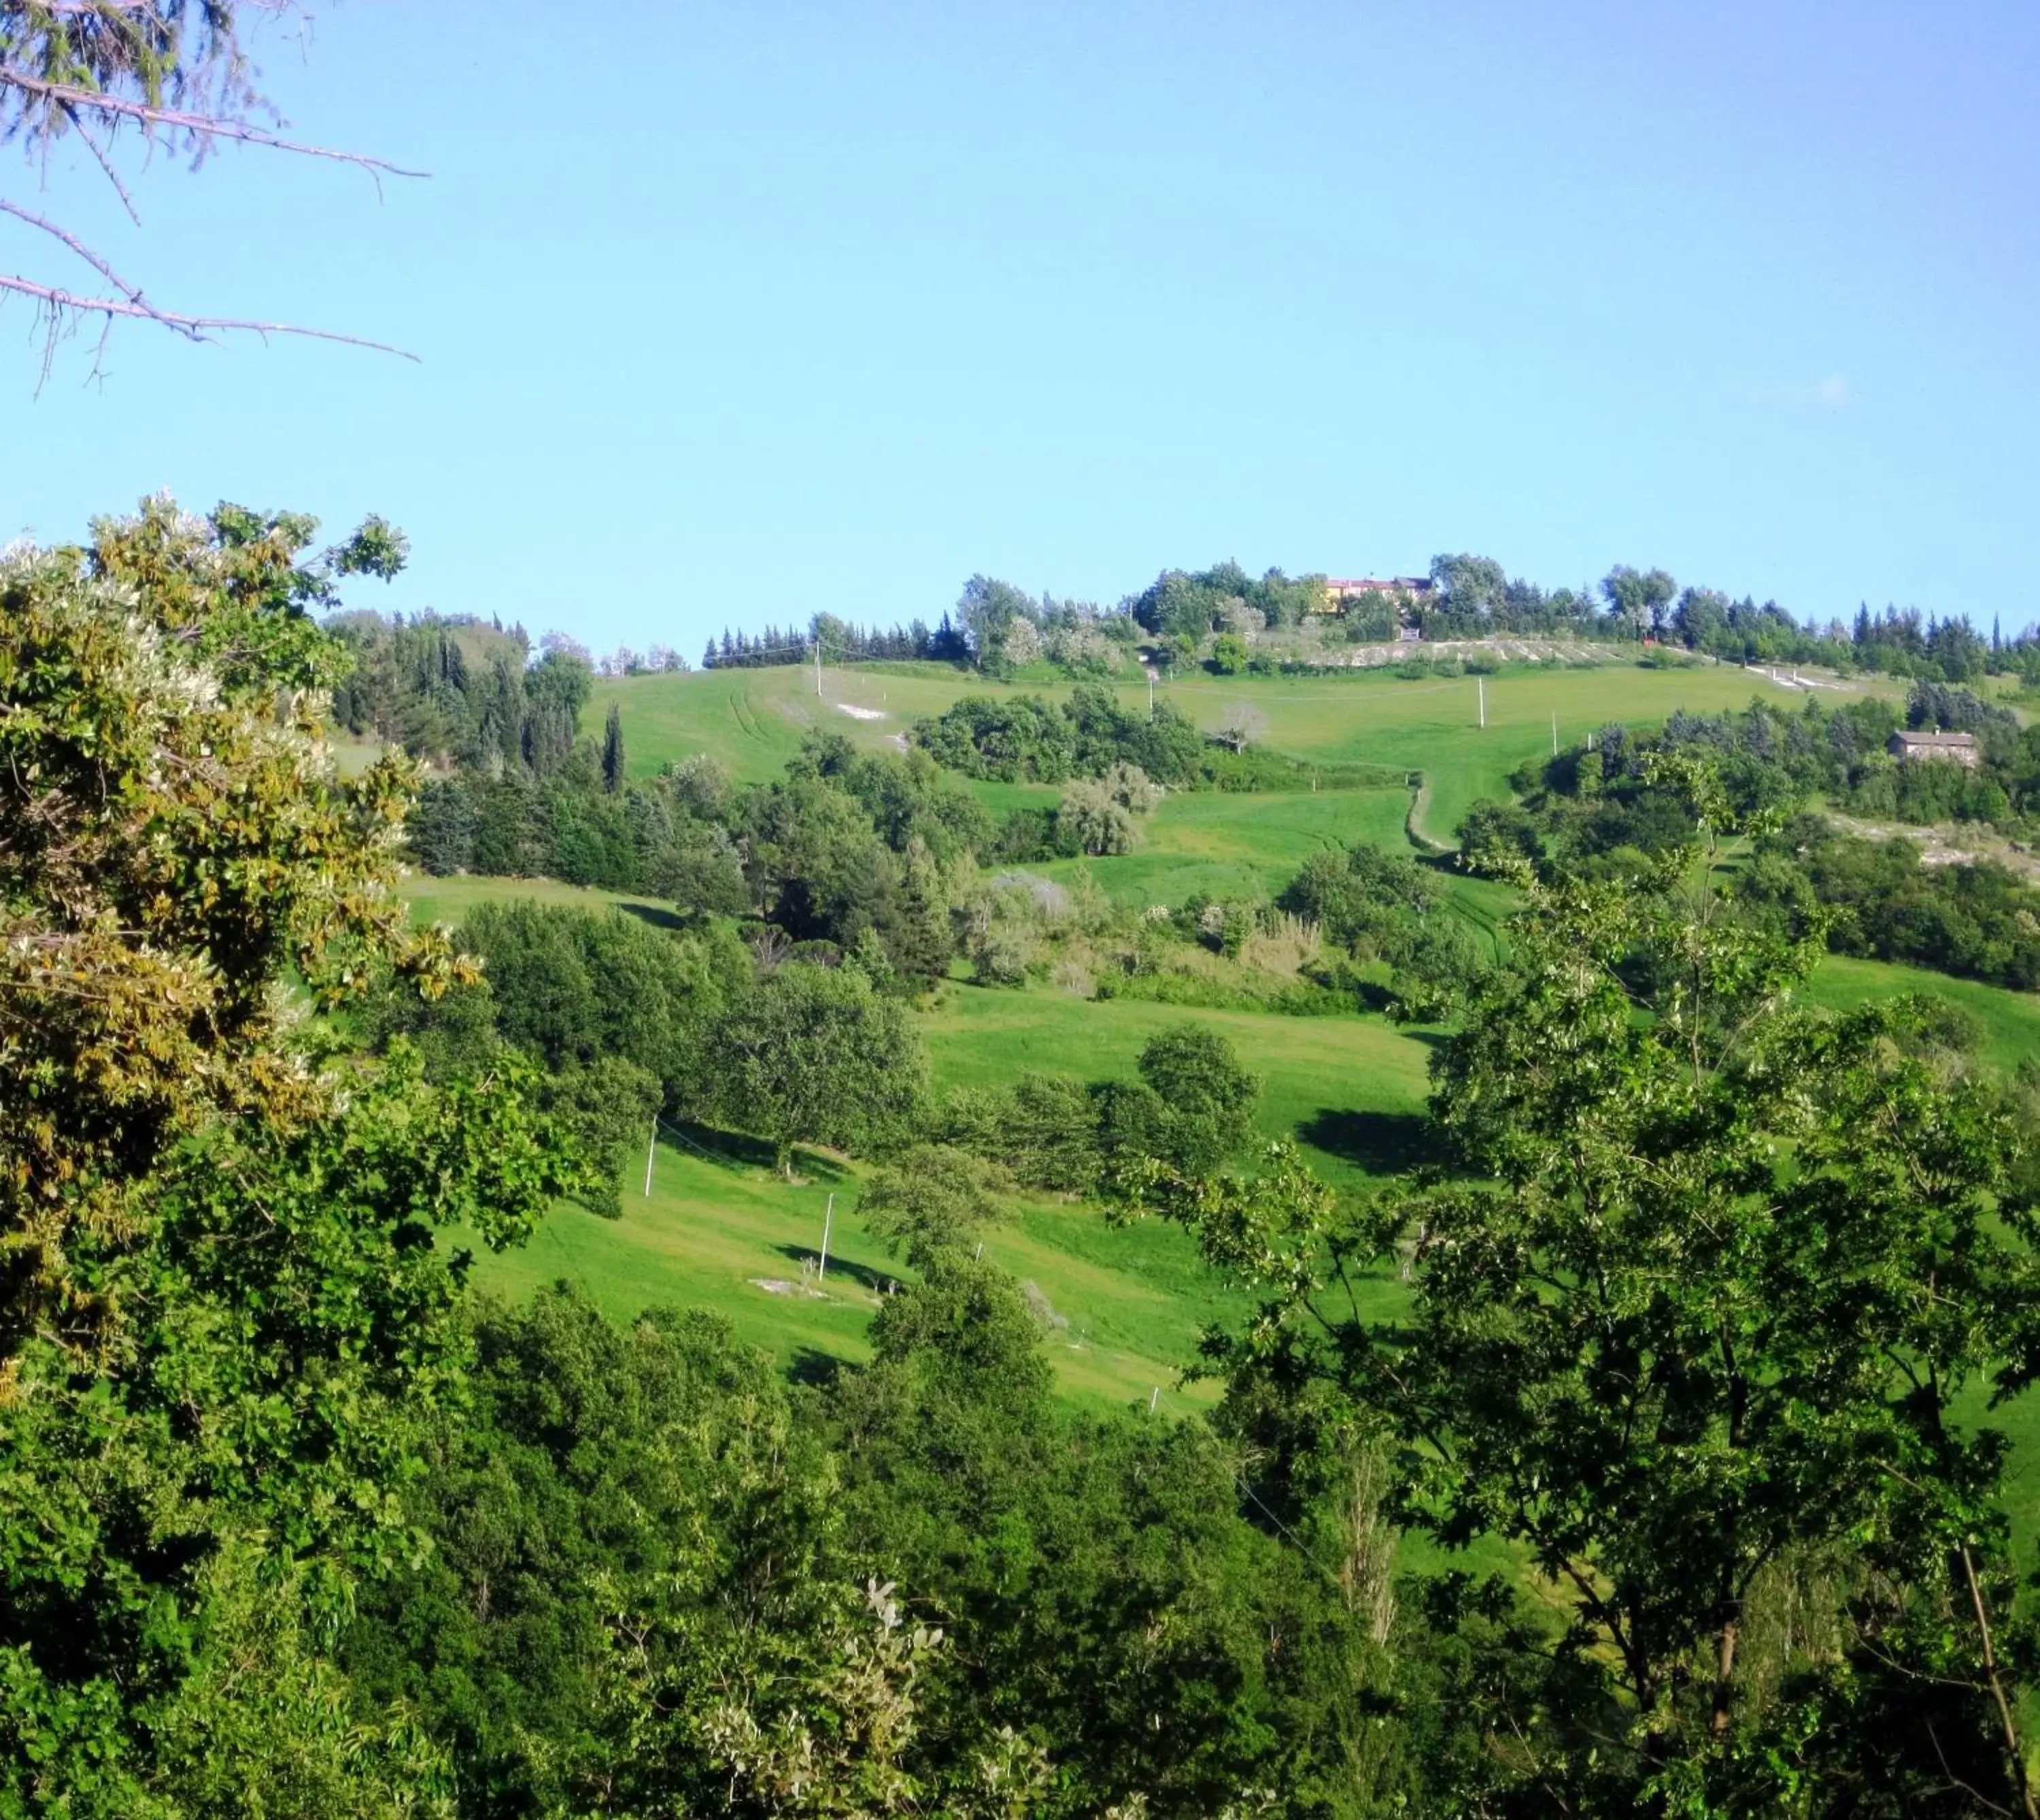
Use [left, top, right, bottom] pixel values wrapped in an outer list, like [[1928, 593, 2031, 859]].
[[0, 269, 418, 358], [58, 99, 139, 221], [0, 2, 422, 372], [1, 195, 174, 322], [1, 67, 426, 178]]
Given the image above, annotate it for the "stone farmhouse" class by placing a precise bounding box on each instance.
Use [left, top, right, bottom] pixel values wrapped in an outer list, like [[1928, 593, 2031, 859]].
[[1888, 729, 1980, 768]]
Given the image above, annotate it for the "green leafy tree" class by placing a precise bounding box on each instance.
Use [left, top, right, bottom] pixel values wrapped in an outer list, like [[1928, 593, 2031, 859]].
[[520, 648, 593, 775], [1153, 823, 2040, 1814], [0, 502, 587, 1812], [447, 900, 740, 1116], [713, 962, 927, 1173], [1672, 584, 1732, 648], [1428, 553, 1508, 616], [1601, 562, 1678, 637], [1210, 631, 1250, 675], [1136, 1025, 1259, 1176], [955, 575, 1038, 667], [886, 834, 956, 990], [409, 777, 478, 875], [829, 1257, 1402, 1817], [344, 1285, 853, 1817], [860, 1145, 1010, 1269], [741, 773, 904, 949], [1454, 797, 1546, 877], [1002, 1071, 1104, 1194], [1058, 774, 1140, 856]]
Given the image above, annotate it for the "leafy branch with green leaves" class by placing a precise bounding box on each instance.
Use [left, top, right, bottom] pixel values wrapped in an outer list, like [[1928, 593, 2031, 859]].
[[1138, 766, 2040, 1814]]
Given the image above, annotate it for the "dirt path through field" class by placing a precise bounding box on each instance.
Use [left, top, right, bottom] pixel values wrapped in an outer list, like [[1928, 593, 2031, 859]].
[[1406, 773, 1455, 854]]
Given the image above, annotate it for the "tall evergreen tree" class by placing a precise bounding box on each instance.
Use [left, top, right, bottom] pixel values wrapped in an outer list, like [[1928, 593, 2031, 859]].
[[601, 701, 626, 794]]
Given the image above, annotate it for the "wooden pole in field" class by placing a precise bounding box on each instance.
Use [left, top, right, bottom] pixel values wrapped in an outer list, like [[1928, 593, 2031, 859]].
[[1478, 677, 1486, 728], [1552, 710, 1559, 755], [643, 1120, 656, 1198], [817, 1192, 834, 1281]]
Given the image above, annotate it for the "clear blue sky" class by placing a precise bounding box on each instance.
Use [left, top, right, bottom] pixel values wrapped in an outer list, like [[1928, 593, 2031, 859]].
[[5, 0, 2036, 651]]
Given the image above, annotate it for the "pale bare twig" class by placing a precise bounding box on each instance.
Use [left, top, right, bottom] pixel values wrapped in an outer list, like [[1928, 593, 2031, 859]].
[[0, 269, 419, 358], [1, 68, 424, 181], [57, 101, 139, 222], [0, 196, 175, 324]]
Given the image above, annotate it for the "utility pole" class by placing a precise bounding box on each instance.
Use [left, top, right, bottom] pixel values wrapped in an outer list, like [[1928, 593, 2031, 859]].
[[813, 639, 822, 698], [643, 1119, 656, 1198], [1146, 668, 1154, 715], [1478, 677, 1486, 728], [1149, 1387, 1160, 1415], [1552, 709, 1559, 756], [817, 1192, 834, 1281]]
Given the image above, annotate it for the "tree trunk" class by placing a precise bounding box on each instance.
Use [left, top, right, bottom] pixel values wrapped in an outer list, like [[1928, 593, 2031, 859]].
[[1960, 1541, 2037, 1820], [1710, 1617, 1739, 1738]]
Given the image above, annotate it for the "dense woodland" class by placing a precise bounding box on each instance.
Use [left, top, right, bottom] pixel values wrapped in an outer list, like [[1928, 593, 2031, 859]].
[[9, 500, 2040, 1819]]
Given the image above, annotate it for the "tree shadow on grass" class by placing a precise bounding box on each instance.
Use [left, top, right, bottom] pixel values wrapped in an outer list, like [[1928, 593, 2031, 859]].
[[773, 1245, 899, 1297], [786, 1347, 848, 1389], [1297, 1108, 1434, 1176], [666, 1122, 853, 1183], [612, 900, 689, 932]]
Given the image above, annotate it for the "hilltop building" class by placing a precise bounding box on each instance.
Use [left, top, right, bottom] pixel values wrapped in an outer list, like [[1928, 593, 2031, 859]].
[[1314, 575, 1433, 641], [1888, 729, 1980, 768], [1319, 575, 1435, 610]]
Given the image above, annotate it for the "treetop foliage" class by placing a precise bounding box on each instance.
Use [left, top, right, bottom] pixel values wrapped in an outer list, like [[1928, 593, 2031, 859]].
[[1, 2, 424, 367], [0, 496, 463, 1377], [1, 496, 595, 1810], [1139, 842, 2040, 1814]]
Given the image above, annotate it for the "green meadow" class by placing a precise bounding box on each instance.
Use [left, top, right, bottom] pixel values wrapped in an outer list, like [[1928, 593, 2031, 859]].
[[1800, 952, 2040, 1073], [1034, 786, 1412, 908], [587, 651, 1885, 841], [459, 973, 1433, 1409], [466, 1131, 1244, 1415], [398, 871, 683, 929]]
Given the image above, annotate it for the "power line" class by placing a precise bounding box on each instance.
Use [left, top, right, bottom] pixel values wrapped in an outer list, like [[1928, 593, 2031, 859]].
[[650, 1112, 747, 1170]]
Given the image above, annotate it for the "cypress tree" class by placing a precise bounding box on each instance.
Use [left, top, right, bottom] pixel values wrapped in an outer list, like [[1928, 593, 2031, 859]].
[[601, 702, 626, 794]]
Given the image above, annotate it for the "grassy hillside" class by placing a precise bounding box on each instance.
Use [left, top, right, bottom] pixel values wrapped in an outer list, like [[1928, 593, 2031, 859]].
[[455, 977, 1433, 1408], [415, 860, 2040, 1406], [1799, 952, 2040, 1073], [465, 1131, 1244, 1414], [399, 871, 684, 929], [1035, 786, 1411, 907], [923, 985, 1435, 1192], [590, 655, 1884, 843], [417, 658, 2034, 1423]]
